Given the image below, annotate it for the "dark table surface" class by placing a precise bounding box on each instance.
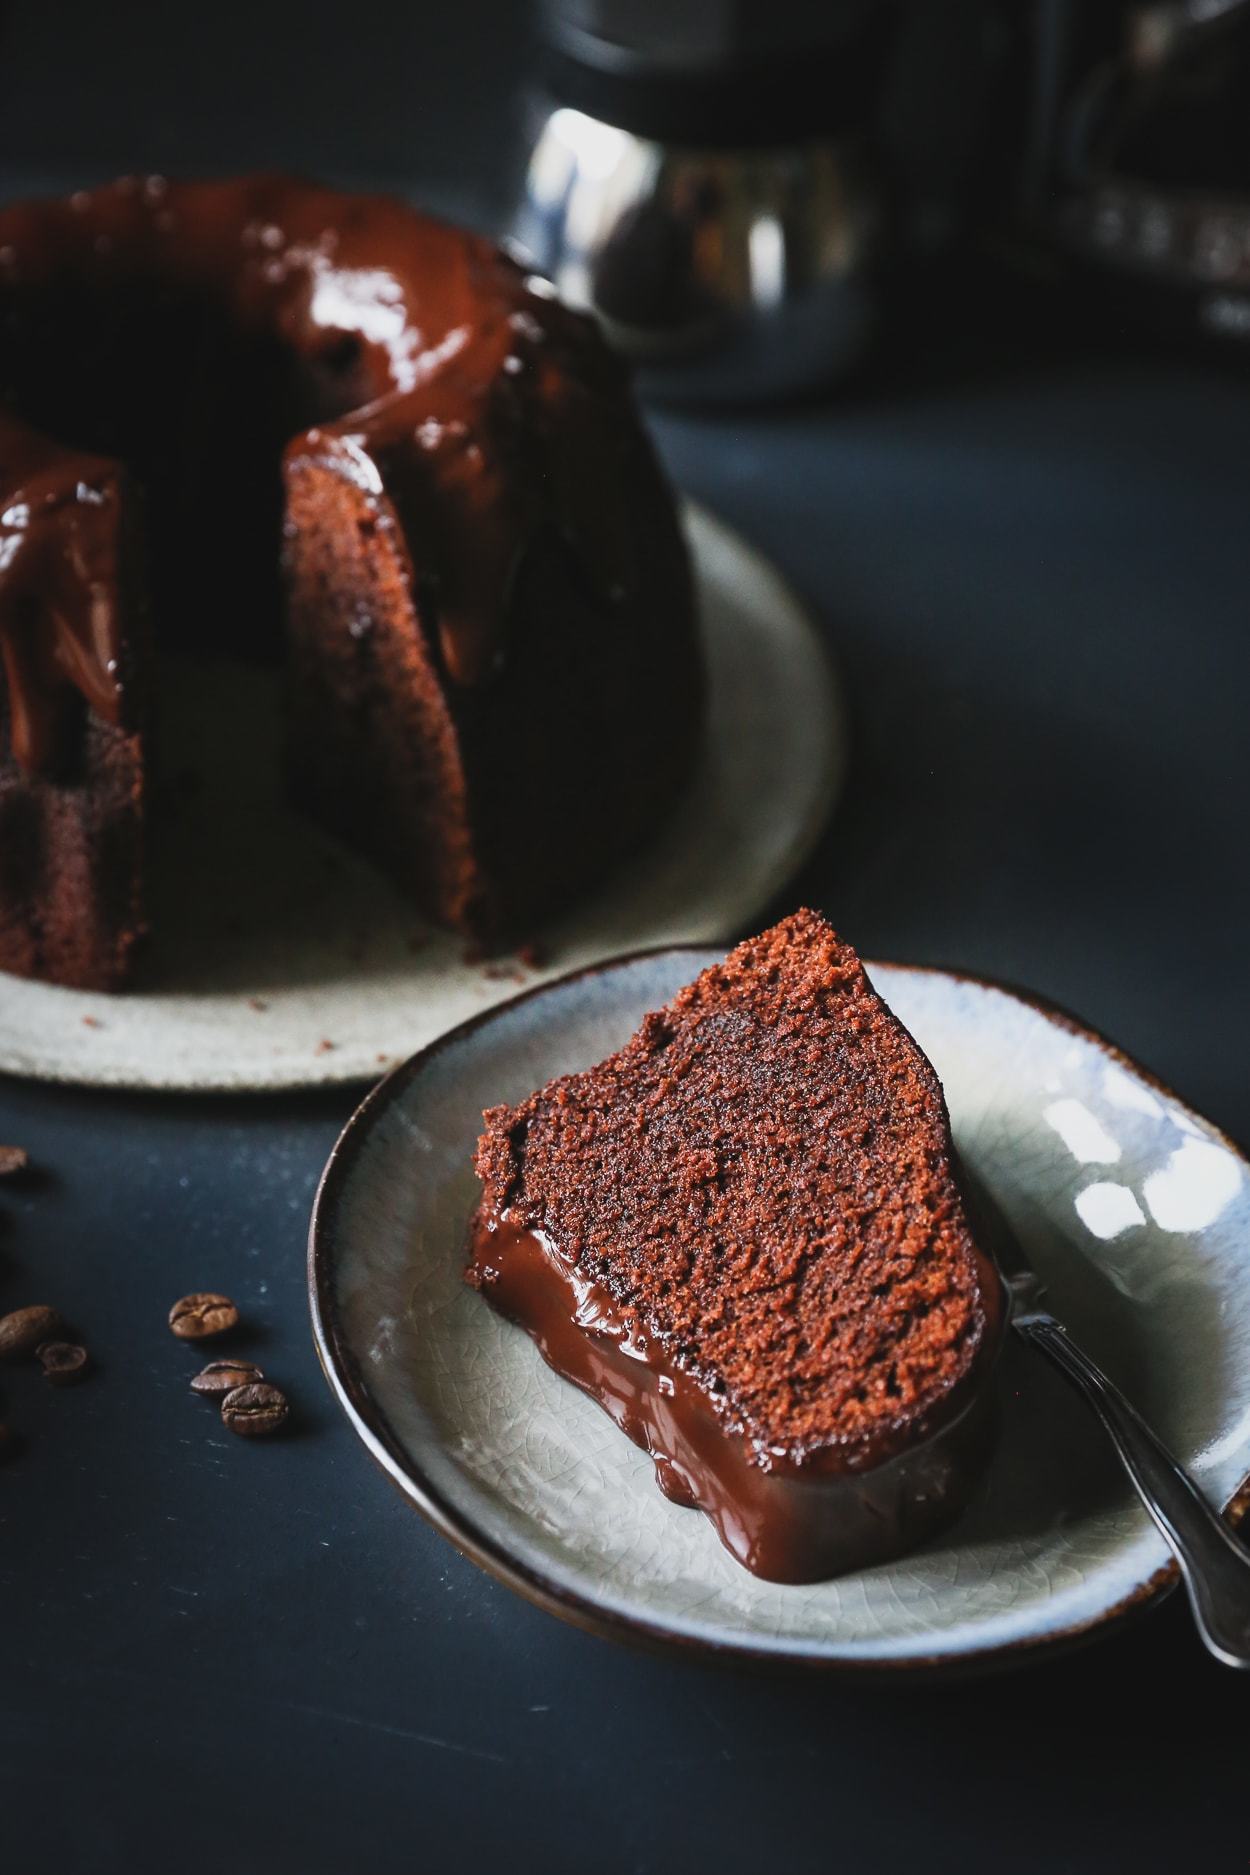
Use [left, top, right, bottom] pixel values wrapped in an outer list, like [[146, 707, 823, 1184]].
[[1, 5, 1247, 1871]]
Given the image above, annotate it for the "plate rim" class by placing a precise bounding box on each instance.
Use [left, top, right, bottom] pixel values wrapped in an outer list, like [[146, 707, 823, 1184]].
[[307, 945, 1250, 1676], [0, 499, 848, 1095]]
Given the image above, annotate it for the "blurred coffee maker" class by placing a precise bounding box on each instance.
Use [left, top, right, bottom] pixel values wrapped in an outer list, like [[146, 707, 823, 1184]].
[[509, 0, 1007, 402], [1022, 0, 1250, 349], [510, 0, 1250, 401]]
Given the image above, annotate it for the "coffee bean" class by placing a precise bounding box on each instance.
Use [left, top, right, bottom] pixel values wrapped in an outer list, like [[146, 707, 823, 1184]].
[[190, 1358, 264, 1398], [0, 1305, 63, 1361], [37, 1341, 89, 1386], [168, 1293, 239, 1340], [221, 1382, 289, 1438], [0, 1145, 29, 1178]]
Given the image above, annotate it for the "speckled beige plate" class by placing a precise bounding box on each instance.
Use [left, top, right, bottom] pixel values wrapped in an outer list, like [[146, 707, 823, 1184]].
[[0, 503, 844, 1092], [310, 950, 1250, 1672]]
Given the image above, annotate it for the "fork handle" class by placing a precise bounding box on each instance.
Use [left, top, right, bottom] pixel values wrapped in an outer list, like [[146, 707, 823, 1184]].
[[1014, 1313, 1250, 1669]]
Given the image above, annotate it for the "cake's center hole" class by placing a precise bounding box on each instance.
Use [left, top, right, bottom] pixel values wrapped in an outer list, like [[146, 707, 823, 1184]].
[[0, 268, 392, 663]]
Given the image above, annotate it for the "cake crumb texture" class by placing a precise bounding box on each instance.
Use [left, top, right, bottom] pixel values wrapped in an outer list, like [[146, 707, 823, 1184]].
[[474, 910, 998, 1468]]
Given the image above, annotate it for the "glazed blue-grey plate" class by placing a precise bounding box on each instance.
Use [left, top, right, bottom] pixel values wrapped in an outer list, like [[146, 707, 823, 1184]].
[[309, 950, 1250, 1673]]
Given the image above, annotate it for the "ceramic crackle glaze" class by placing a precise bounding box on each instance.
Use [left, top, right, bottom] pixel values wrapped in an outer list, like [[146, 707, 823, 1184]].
[[310, 951, 1250, 1671]]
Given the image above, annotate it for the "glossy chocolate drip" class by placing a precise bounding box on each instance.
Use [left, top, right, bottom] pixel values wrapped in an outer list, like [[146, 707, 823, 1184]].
[[0, 424, 126, 770], [0, 175, 637, 771], [467, 1206, 1001, 1583]]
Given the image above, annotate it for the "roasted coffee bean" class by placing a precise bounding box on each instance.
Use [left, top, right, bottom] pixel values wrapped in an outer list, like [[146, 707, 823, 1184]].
[[190, 1358, 264, 1398], [37, 1340, 89, 1386], [220, 1382, 289, 1438], [0, 1305, 63, 1361], [168, 1293, 239, 1340], [0, 1145, 29, 1178]]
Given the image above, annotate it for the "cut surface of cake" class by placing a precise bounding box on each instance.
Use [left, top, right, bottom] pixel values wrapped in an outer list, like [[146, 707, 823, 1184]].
[[467, 910, 1005, 1582], [0, 174, 701, 989]]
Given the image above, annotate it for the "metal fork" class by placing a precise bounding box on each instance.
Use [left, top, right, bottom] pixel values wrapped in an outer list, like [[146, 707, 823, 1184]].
[[1006, 1265, 1250, 1668]]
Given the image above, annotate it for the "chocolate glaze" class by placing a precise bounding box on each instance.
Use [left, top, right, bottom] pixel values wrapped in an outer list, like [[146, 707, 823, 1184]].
[[0, 174, 636, 772], [0, 421, 127, 770], [468, 1206, 1002, 1584]]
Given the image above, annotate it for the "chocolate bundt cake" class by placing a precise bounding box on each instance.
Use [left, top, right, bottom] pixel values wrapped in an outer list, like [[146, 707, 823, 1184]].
[[468, 911, 1005, 1582], [0, 175, 701, 989]]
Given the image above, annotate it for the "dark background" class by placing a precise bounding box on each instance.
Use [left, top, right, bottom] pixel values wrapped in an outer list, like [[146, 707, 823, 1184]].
[[1, 4, 1247, 1870]]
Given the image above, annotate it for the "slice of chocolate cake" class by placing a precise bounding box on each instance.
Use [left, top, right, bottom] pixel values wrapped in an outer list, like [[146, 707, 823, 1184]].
[[467, 910, 1006, 1583]]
